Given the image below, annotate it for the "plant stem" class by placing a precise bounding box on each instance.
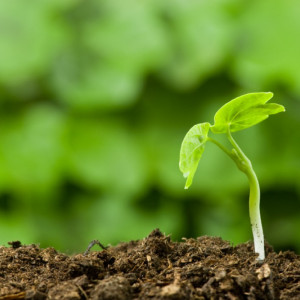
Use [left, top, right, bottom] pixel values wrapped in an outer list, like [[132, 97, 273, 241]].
[[207, 137, 233, 158], [226, 129, 265, 261], [245, 165, 265, 261]]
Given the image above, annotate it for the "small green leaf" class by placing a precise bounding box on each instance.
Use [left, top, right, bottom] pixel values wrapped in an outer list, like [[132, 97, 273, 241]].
[[211, 92, 285, 133], [179, 122, 210, 189]]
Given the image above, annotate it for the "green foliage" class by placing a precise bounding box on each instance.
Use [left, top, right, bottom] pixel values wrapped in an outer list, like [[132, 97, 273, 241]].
[[52, 0, 168, 111], [211, 92, 285, 133], [179, 123, 210, 189], [157, 0, 236, 89], [233, 0, 300, 93], [180, 92, 285, 260], [0, 105, 65, 194], [179, 93, 285, 189], [0, 0, 299, 254], [0, 0, 70, 83]]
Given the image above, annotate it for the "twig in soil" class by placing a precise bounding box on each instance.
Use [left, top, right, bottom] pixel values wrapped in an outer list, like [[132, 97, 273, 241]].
[[0, 291, 25, 300], [76, 284, 88, 299], [83, 240, 107, 255]]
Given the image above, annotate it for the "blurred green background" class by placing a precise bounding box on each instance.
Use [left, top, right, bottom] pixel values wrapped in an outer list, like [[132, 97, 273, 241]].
[[0, 0, 299, 254]]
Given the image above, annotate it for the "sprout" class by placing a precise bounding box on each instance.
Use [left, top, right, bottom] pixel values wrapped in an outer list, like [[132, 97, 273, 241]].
[[179, 92, 285, 261]]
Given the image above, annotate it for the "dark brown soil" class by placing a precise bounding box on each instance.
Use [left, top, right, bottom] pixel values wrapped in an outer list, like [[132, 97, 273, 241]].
[[0, 229, 299, 300]]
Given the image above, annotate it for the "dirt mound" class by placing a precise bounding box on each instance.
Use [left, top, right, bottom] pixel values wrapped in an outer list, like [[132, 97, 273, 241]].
[[0, 229, 299, 299]]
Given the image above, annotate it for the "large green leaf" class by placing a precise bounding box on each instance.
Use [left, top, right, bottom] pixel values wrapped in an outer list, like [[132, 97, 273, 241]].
[[66, 119, 146, 196], [158, 0, 235, 90], [0, 0, 69, 84], [52, 0, 167, 111], [211, 92, 285, 133], [0, 105, 65, 194], [233, 0, 300, 95], [179, 123, 210, 189]]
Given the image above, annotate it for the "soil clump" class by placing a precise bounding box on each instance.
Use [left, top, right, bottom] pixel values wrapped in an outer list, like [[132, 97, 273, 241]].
[[0, 229, 299, 299]]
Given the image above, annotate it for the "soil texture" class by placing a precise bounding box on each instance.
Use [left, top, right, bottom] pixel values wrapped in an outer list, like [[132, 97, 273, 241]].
[[0, 229, 299, 299]]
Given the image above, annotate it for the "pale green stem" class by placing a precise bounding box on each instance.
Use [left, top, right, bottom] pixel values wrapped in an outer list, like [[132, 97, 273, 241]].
[[226, 129, 265, 261], [207, 132, 265, 261], [245, 165, 265, 261], [207, 137, 233, 158]]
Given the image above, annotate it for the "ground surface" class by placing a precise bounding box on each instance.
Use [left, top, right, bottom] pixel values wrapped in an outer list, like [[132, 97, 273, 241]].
[[0, 229, 299, 300]]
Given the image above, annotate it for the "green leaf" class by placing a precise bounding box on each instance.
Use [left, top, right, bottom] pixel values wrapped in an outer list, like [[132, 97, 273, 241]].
[[0, 1, 69, 84], [179, 122, 210, 189], [211, 92, 285, 133]]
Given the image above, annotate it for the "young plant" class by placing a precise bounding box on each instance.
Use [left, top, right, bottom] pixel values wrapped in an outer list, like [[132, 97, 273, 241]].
[[179, 92, 285, 261]]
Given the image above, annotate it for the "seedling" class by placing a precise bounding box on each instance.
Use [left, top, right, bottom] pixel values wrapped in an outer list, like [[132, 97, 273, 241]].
[[179, 92, 285, 261]]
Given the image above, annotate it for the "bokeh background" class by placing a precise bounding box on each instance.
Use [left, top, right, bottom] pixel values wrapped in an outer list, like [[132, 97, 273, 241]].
[[0, 0, 299, 254]]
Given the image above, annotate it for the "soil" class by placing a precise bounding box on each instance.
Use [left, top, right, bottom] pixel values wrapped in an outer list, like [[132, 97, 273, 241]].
[[0, 229, 299, 300]]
